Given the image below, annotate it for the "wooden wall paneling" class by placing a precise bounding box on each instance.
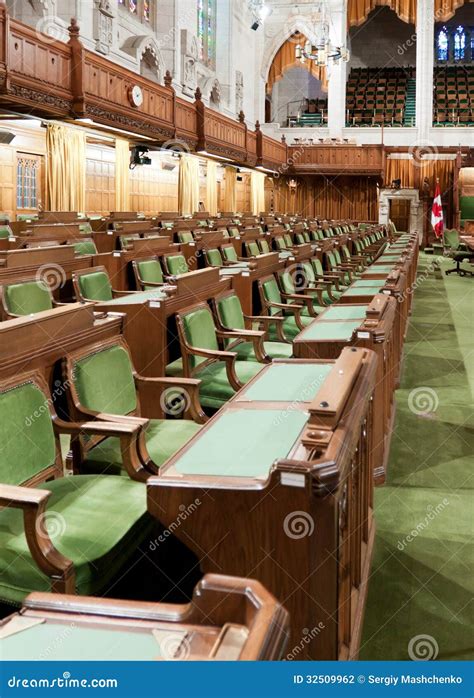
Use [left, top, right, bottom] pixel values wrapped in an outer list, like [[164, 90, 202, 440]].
[[0, 144, 15, 219], [85, 144, 115, 215]]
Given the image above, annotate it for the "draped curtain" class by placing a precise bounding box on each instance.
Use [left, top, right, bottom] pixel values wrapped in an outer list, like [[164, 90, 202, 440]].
[[435, 0, 471, 21], [115, 138, 130, 212], [273, 177, 378, 221], [224, 166, 237, 213], [251, 171, 266, 216], [206, 159, 218, 216], [348, 0, 417, 26], [178, 154, 200, 216], [385, 158, 455, 194], [46, 123, 86, 212], [267, 33, 328, 94]]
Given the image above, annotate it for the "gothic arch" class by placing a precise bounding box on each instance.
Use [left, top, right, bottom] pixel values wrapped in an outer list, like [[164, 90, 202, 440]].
[[121, 35, 165, 84], [261, 19, 324, 82]]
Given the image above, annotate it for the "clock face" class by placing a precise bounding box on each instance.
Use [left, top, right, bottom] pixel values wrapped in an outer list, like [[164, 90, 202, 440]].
[[129, 85, 143, 107]]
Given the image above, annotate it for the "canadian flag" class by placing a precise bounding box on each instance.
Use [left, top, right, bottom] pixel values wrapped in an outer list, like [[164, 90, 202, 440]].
[[431, 181, 444, 239]]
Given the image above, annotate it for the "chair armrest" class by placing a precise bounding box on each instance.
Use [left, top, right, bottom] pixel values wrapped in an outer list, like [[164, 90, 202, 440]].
[[244, 314, 290, 343], [54, 418, 150, 482], [281, 293, 318, 317], [187, 347, 242, 391], [0, 484, 75, 593], [217, 329, 270, 364], [135, 375, 207, 424]]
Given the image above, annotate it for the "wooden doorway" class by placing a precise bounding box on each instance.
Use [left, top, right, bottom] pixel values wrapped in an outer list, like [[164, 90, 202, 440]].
[[390, 198, 410, 233]]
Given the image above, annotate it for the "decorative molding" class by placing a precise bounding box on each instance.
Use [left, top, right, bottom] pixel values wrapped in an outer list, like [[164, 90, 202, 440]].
[[181, 29, 198, 98], [93, 0, 114, 55], [8, 84, 71, 112], [85, 103, 175, 140]]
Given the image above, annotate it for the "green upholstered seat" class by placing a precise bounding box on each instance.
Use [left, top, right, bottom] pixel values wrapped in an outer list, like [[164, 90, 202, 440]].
[[0, 474, 151, 604], [284, 234, 293, 247], [246, 241, 260, 257], [77, 271, 113, 301], [259, 239, 271, 254], [279, 271, 324, 314], [327, 251, 351, 285], [303, 262, 341, 303], [79, 222, 92, 235], [206, 248, 223, 267], [215, 294, 293, 361], [295, 233, 305, 245], [136, 259, 164, 289], [0, 225, 12, 238], [83, 419, 201, 475], [71, 344, 201, 473], [178, 231, 194, 243], [222, 245, 238, 262], [166, 254, 189, 275], [73, 240, 98, 256], [274, 237, 286, 251], [4, 280, 53, 316], [0, 380, 152, 604], [166, 357, 262, 409], [228, 227, 240, 237]]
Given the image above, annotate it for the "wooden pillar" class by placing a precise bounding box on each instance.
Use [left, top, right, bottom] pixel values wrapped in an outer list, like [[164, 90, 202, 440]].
[[68, 18, 85, 118]]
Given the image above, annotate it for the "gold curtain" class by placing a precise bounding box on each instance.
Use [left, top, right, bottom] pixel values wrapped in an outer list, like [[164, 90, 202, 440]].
[[178, 154, 200, 216], [206, 159, 218, 216], [267, 33, 328, 94], [385, 158, 455, 194], [435, 0, 471, 21], [273, 176, 378, 221], [385, 159, 417, 189], [115, 138, 130, 212], [251, 171, 266, 216], [224, 166, 237, 213], [348, 0, 417, 26], [46, 123, 86, 212]]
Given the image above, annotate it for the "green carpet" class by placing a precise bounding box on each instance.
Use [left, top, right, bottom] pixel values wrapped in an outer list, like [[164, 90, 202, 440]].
[[360, 254, 474, 661]]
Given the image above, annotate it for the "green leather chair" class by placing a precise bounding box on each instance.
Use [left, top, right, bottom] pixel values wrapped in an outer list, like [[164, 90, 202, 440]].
[[205, 248, 224, 267], [221, 244, 239, 263], [1, 279, 55, 319], [444, 229, 474, 277], [73, 266, 123, 302], [245, 241, 260, 257], [0, 224, 12, 239], [301, 261, 342, 304], [163, 254, 189, 276], [325, 250, 353, 286], [277, 270, 325, 314], [166, 303, 263, 410], [132, 257, 166, 290], [177, 231, 194, 244], [65, 339, 205, 476], [79, 222, 93, 235], [0, 371, 153, 605], [258, 275, 314, 341], [73, 239, 98, 256], [258, 239, 271, 254], [211, 291, 293, 361]]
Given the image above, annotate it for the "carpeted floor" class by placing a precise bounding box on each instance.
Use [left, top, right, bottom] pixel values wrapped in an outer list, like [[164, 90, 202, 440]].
[[360, 254, 474, 661]]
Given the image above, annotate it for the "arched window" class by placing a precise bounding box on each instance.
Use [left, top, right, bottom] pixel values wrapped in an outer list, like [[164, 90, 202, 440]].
[[198, 0, 216, 68], [437, 27, 449, 61], [453, 26, 466, 61]]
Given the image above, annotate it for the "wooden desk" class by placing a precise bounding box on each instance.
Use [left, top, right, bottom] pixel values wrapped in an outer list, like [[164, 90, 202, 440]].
[[148, 349, 378, 660], [1, 575, 289, 661], [97, 269, 231, 400], [104, 237, 178, 290], [294, 295, 398, 484], [0, 304, 122, 385]]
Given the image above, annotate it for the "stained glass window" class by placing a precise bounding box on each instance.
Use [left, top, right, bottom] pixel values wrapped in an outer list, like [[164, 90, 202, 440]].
[[453, 26, 466, 61], [143, 0, 151, 22], [16, 157, 39, 210], [118, 0, 152, 23], [129, 0, 137, 13], [198, 0, 216, 68], [437, 27, 449, 61]]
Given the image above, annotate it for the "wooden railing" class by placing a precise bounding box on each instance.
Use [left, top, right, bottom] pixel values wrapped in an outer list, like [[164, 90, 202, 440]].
[[288, 144, 385, 175]]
